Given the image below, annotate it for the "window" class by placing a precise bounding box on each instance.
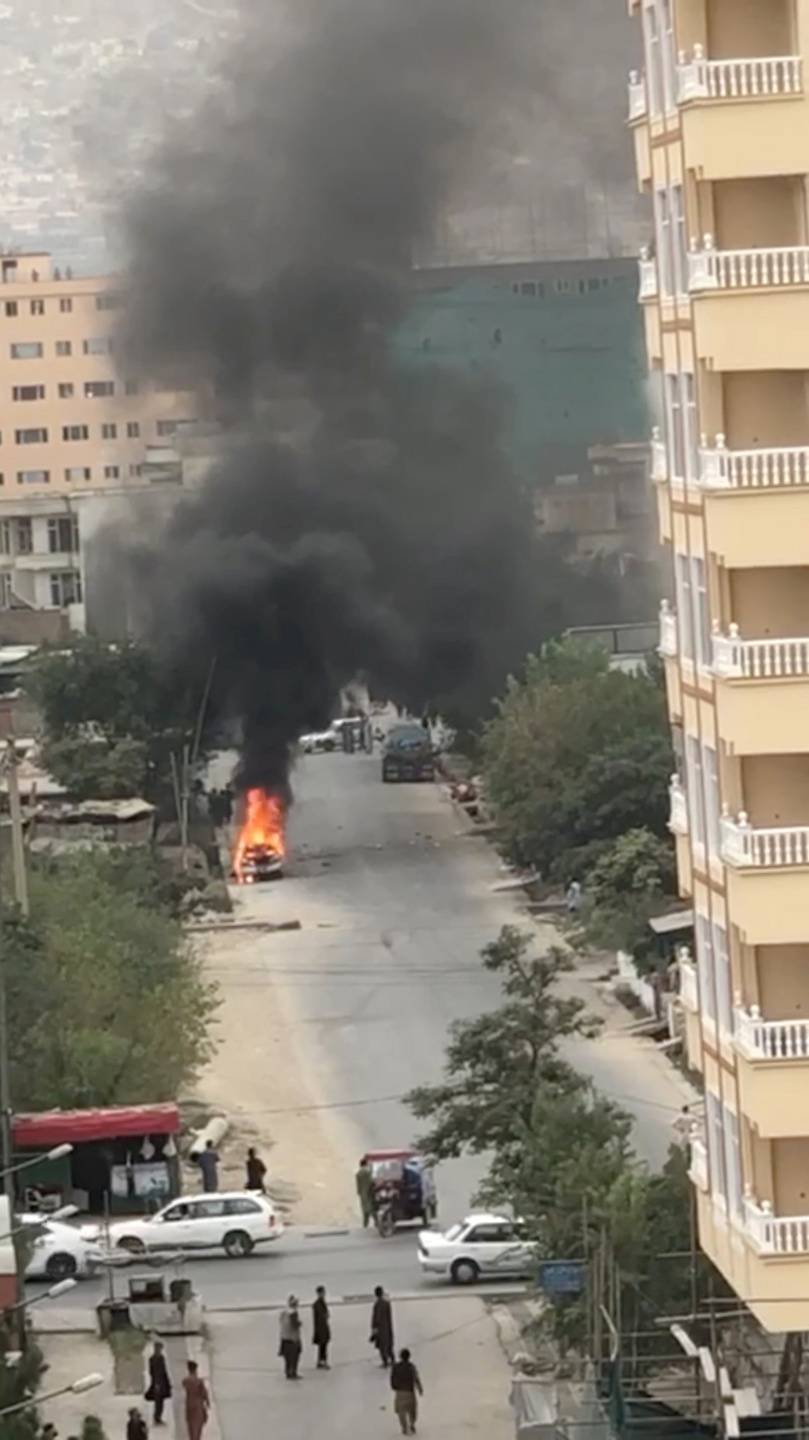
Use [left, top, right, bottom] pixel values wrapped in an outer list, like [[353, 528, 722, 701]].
[[47, 517, 79, 553], [465, 1224, 513, 1243], [15, 519, 32, 553], [55, 340, 72, 357], [722, 1104, 743, 1219], [126, 422, 140, 438], [15, 428, 47, 445], [681, 373, 698, 483], [58, 383, 75, 399], [156, 420, 177, 437], [101, 423, 117, 440], [691, 557, 712, 671], [49, 570, 82, 606], [17, 471, 49, 486], [713, 920, 733, 1038], [695, 913, 715, 1023], [520, 282, 536, 297], [59, 297, 73, 313], [703, 744, 721, 860], [0, 522, 10, 556], [665, 374, 684, 480], [129, 463, 143, 477], [188, 1199, 226, 1219], [65, 467, 91, 483], [62, 425, 89, 442], [96, 293, 122, 311], [0, 575, 10, 609], [30, 299, 45, 316], [10, 342, 43, 360], [655, 189, 673, 298], [103, 465, 120, 480], [83, 337, 111, 355], [672, 185, 688, 297], [674, 553, 695, 660], [706, 1092, 726, 1203], [225, 1198, 261, 1216], [4, 301, 17, 318], [125, 380, 140, 395], [84, 381, 114, 399], [686, 735, 707, 854], [161, 1203, 190, 1223], [660, 0, 677, 113], [12, 386, 45, 401], [643, 2, 662, 116]]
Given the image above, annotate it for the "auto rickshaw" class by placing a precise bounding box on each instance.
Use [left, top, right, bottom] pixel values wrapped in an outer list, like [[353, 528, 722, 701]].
[[364, 1148, 438, 1238]]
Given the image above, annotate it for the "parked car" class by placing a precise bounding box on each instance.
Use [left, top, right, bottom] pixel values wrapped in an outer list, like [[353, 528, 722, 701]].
[[417, 1213, 533, 1285], [299, 727, 338, 754], [106, 1191, 283, 1259], [21, 1214, 104, 1282]]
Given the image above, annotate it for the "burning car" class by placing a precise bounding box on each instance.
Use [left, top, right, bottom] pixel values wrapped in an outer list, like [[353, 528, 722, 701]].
[[233, 789, 287, 883]]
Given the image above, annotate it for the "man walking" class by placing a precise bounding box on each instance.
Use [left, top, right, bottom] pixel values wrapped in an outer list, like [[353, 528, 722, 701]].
[[390, 1348, 423, 1435], [197, 1140, 219, 1193], [279, 1295, 303, 1379], [370, 1285, 395, 1368], [312, 1285, 331, 1369], [126, 1409, 148, 1440], [245, 1147, 267, 1192], [145, 1338, 172, 1426], [355, 1156, 375, 1228]]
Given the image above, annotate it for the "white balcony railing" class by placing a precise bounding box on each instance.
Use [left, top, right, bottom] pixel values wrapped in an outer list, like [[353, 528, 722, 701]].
[[677, 46, 803, 104], [638, 247, 658, 300], [744, 1194, 809, 1255], [721, 811, 809, 869], [659, 600, 677, 658], [712, 625, 809, 680], [689, 1133, 709, 1193], [679, 951, 699, 1012], [735, 1005, 809, 1061], [651, 426, 667, 482], [669, 775, 688, 836], [689, 235, 809, 293], [699, 436, 809, 491], [628, 69, 647, 121]]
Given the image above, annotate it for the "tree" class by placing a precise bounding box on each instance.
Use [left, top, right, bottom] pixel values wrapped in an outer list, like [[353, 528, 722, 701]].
[[482, 643, 671, 877], [573, 828, 678, 966], [4, 851, 218, 1110], [0, 1339, 46, 1440], [406, 927, 601, 1166], [41, 736, 148, 800]]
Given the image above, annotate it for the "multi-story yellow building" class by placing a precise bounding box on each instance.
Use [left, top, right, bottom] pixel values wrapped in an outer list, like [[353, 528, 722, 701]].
[[628, 0, 809, 1332], [0, 249, 197, 629]]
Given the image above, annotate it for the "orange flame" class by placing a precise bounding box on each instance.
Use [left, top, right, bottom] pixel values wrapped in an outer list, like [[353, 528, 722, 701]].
[[233, 788, 286, 882]]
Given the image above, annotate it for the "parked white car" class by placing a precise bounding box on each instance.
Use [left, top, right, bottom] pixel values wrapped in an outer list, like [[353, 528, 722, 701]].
[[299, 726, 338, 754], [106, 1191, 283, 1259], [21, 1215, 104, 1282], [418, 1213, 533, 1286]]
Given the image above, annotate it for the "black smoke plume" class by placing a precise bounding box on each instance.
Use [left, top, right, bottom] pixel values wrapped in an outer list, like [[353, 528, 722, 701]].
[[120, 0, 607, 794]]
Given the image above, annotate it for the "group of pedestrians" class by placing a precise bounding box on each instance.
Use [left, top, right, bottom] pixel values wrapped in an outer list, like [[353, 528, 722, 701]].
[[278, 1286, 424, 1434], [125, 1342, 211, 1440]]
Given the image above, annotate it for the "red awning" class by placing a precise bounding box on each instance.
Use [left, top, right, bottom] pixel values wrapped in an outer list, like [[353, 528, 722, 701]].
[[12, 1104, 180, 1148]]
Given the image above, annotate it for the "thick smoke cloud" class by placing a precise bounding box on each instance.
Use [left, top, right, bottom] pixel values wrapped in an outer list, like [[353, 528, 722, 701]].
[[121, 0, 586, 793]]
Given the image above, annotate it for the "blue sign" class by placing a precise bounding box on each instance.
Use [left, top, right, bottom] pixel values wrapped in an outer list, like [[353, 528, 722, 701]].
[[538, 1261, 586, 1296]]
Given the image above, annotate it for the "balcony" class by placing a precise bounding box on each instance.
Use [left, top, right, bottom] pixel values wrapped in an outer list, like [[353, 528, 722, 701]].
[[627, 70, 647, 123], [659, 601, 677, 658], [713, 627, 809, 681], [689, 237, 809, 372], [679, 950, 699, 1012], [677, 48, 802, 106], [688, 1132, 708, 1193], [735, 1006, 809, 1061], [712, 626, 809, 753], [699, 437, 809, 492], [721, 812, 809, 869], [669, 775, 688, 836], [638, 248, 658, 301], [699, 439, 809, 568], [744, 1194, 809, 1256]]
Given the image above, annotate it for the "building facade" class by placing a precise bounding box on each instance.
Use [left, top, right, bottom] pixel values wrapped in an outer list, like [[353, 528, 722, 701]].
[[628, 0, 809, 1331], [0, 250, 198, 631]]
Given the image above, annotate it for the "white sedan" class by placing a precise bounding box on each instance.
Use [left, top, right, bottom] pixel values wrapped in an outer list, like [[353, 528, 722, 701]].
[[22, 1215, 104, 1282], [106, 1191, 283, 1259], [418, 1213, 534, 1286]]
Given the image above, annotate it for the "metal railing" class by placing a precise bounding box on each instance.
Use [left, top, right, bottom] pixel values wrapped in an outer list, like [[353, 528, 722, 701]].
[[669, 775, 688, 836], [712, 625, 809, 680], [735, 1006, 809, 1061], [638, 247, 658, 300], [744, 1194, 809, 1255], [699, 437, 809, 491], [721, 811, 809, 868], [628, 70, 647, 121], [659, 601, 677, 658], [689, 236, 809, 292], [677, 47, 802, 103]]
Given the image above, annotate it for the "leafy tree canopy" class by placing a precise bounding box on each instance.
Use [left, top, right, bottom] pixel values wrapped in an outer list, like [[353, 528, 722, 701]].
[[573, 828, 678, 966], [41, 735, 148, 801], [5, 851, 218, 1110]]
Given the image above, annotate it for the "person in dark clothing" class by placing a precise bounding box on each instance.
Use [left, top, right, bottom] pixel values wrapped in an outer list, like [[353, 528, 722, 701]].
[[126, 1408, 148, 1440], [312, 1285, 331, 1369], [197, 1140, 219, 1192], [370, 1285, 395, 1367], [221, 785, 234, 824], [279, 1295, 303, 1379], [390, 1348, 423, 1435], [245, 1147, 267, 1192], [145, 1339, 172, 1426]]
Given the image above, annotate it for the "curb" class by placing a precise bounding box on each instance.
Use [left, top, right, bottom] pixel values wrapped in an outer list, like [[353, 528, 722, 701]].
[[205, 1284, 528, 1314]]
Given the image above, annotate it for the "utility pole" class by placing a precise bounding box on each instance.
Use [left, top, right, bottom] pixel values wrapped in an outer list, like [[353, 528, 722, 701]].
[[0, 747, 23, 1336], [5, 743, 28, 918]]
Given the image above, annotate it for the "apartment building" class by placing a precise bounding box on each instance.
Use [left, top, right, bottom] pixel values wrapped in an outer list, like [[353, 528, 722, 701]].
[[0, 249, 197, 631], [628, 0, 809, 1332]]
